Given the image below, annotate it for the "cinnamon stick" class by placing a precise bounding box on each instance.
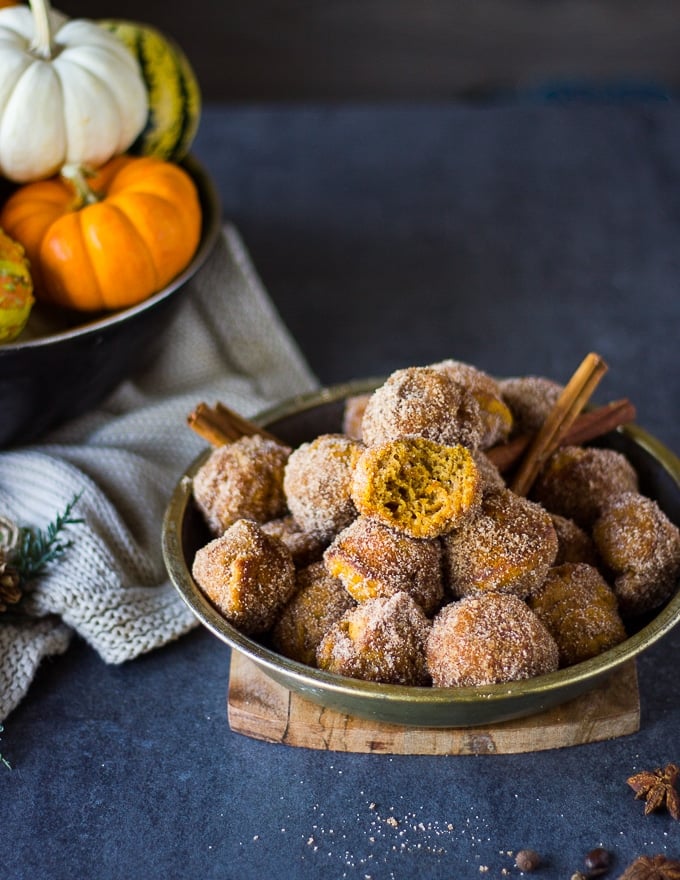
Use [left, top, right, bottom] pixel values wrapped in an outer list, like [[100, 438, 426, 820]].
[[213, 402, 279, 442], [187, 401, 279, 446], [487, 397, 636, 473], [510, 352, 609, 496]]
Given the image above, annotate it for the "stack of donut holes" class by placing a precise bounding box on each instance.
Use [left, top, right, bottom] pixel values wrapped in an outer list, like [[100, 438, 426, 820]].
[[191, 360, 680, 689]]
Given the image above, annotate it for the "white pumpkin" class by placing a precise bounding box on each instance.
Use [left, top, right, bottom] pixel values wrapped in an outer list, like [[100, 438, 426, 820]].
[[0, 0, 149, 182]]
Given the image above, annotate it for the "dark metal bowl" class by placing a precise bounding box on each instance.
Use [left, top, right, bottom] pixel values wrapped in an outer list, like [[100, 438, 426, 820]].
[[0, 155, 220, 447], [162, 381, 680, 728]]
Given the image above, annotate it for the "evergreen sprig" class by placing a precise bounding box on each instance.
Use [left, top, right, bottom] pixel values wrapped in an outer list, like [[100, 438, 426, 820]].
[[14, 492, 84, 584], [0, 494, 84, 770], [0, 725, 10, 770]]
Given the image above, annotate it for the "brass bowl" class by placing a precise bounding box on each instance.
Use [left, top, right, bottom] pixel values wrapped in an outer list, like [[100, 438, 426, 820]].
[[162, 380, 680, 728]]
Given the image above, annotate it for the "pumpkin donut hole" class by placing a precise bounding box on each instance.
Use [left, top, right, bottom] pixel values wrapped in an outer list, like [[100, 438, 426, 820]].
[[592, 491, 680, 617], [528, 563, 627, 667], [316, 591, 432, 686], [471, 450, 506, 495], [342, 393, 371, 441], [283, 433, 364, 542], [426, 592, 559, 687], [271, 561, 356, 667], [350, 437, 481, 540], [550, 513, 600, 567], [531, 445, 639, 528], [428, 358, 514, 448], [260, 515, 327, 567], [499, 375, 564, 436], [324, 515, 444, 615], [360, 365, 484, 450], [442, 487, 558, 600], [192, 519, 296, 635], [192, 434, 291, 536]]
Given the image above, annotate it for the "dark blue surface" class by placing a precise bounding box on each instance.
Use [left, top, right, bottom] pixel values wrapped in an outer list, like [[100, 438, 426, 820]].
[[3, 101, 680, 879]]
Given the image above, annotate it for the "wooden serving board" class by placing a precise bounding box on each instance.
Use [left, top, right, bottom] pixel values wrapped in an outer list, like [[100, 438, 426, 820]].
[[227, 652, 640, 755]]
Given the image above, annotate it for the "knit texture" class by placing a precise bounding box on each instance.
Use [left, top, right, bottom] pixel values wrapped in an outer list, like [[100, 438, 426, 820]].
[[0, 225, 318, 722]]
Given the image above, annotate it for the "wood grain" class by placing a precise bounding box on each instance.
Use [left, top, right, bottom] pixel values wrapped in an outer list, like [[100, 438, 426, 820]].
[[227, 652, 640, 755]]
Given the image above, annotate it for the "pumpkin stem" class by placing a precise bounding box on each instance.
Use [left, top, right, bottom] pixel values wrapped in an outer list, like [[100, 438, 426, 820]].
[[60, 164, 101, 208], [29, 0, 55, 60]]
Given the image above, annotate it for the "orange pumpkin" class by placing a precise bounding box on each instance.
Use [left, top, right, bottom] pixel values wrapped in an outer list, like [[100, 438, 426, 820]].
[[0, 155, 202, 311]]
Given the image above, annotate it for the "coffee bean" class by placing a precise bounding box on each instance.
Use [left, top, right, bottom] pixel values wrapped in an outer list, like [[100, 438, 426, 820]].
[[584, 847, 612, 877]]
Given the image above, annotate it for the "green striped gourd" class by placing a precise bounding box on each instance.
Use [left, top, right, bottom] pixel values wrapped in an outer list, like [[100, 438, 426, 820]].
[[0, 227, 34, 343], [100, 19, 201, 162]]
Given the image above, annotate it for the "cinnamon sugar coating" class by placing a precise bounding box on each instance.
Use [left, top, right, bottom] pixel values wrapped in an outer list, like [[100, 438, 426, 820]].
[[550, 513, 600, 567], [342, 393, 371, 441], [442, 488, 558, 599], [192, 519, 296, 635], [351, 437, 481, 539], [283, 433, 364, 541], [499, 375, 564, 435], [426, 592, 559, 687], [472, 450, 507, 494], [592, 491, 680, 616], [531, 445, 639, 528], [261, 515, 327, 566], [429, 358, 514, 448], [188, 359, 678, 691], [360, 366, 484, 450], [271, 561, 356, 666], [528, 563, 627, 666], [192, 434, 291, 535], [316, 591, 432, 685], [324, 515, 444, 615]]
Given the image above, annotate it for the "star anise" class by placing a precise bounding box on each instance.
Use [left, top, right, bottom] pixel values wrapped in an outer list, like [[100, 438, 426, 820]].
[[618, 854, 680, 880], [627, 764, 680, 820]]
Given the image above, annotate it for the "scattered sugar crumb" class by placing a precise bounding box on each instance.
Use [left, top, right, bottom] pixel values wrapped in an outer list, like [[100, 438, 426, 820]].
[[296, 798, 501, 872]]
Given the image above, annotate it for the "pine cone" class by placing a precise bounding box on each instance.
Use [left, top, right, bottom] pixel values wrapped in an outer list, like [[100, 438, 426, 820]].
[[0, 558, 22, 612]]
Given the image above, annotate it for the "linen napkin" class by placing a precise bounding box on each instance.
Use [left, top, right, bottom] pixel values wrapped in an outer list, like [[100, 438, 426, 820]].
[[0, 224, 319, 722]]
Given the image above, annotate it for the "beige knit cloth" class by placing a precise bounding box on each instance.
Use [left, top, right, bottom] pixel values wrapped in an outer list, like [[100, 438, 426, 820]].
[[0, 225, 318, 722]]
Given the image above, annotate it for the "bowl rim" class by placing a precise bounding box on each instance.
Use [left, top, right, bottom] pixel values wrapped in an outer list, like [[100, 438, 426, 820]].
[[162, 379, 680, 713], [0, 154, 221, 352]]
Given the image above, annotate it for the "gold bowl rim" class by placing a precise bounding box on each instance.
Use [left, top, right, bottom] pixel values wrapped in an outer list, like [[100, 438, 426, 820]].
[[162, 379, 680, 724]]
